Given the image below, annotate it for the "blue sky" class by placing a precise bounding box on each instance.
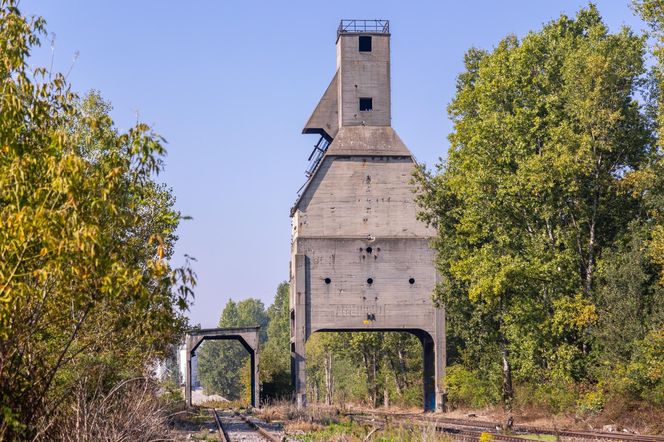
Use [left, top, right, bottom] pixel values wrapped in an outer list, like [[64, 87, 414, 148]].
[[21, 1, 644, 328]]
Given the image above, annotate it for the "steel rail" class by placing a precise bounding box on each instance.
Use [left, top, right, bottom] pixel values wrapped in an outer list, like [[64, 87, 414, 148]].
[[347, 411, 664, 442], [349, 413, 524, 442], [233, 409, 283, 442], [210, 408, 230, 442]]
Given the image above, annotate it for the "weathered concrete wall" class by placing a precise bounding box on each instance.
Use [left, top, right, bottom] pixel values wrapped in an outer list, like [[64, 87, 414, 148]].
[[338, 33, 391, 127], [293, 238, 437, 335], [294, 155, 431, 239]]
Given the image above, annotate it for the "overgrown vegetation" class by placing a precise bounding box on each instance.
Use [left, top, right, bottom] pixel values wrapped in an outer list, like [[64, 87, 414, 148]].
[[253, 402, 451, 442], [415, 3, 664, 416], [0, 1, 194, 439]]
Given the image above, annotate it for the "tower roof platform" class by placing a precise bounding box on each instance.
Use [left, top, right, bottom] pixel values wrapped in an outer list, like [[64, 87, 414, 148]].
[[337, 19, 390, 37]]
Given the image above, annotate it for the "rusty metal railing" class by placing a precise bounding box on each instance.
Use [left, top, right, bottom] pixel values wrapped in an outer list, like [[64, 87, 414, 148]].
[[338, 19, 390, 36]]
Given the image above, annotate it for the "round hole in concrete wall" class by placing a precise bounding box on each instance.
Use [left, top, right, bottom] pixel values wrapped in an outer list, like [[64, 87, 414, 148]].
[[367, 277, 374, 285], [324, 278, 331, 284], [366, 246, 373, 254], [409, 278, 415, 285]]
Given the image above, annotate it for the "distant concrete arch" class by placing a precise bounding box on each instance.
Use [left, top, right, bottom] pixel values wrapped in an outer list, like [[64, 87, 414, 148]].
[[185, 327, 260, 407]]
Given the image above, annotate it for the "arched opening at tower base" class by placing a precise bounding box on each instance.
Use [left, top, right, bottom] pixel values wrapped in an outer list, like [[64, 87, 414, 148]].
[[185, 327, 260, 408], [298, 329, 441, 411]]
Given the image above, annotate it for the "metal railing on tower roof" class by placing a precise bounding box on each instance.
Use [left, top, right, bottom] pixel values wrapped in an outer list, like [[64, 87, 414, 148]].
[[337, 19, 389, 36]]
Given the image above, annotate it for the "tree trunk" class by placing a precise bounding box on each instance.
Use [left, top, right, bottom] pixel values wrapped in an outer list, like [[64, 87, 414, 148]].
[[312, 382, 319, 403], [324, 351, 333, 406], [383, 372, 389, 408], [362, 353, 372, 407], [397, 349, 409, 387], [501, 345, 514, 410], [389, 359, 403, 397], [585, 216, 596, 295], [370, 354, 376, 407]]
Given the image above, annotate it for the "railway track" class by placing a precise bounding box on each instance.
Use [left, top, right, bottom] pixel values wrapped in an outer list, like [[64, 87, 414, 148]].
[[348, 410, 664, 441], [209, 408, 284, 442], [207, 407, 663, 441]]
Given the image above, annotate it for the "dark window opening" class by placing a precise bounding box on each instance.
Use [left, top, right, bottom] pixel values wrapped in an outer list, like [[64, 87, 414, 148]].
[[359, 97, 373, 111], [359, 35, 372, 52], [367, 277, 374, 285], [324, 277, 331, 284], [366, 246, 373, 254], [409, 278, 415, 285]]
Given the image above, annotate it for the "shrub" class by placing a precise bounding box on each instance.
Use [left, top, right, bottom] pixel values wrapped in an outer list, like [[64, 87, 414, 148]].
[[576, 386, 605, 415], [624, 327, 664, 405], [43, 377, 174, 441], [445, 365, 500, 409]]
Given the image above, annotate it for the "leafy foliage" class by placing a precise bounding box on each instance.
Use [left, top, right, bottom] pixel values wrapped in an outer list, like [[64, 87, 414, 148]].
[[305, 331, 424, 408], [261, 282, 292, 399], [0, 2, 194, 438], [416, 4, 663, 411]]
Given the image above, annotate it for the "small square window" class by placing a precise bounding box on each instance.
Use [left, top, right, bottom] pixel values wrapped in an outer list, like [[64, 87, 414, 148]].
[[359, 97, 373, 111], [359, 35, 372, 52]]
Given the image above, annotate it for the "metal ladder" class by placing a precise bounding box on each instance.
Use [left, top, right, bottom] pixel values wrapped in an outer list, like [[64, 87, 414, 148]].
[[305, 136, 330, 177]]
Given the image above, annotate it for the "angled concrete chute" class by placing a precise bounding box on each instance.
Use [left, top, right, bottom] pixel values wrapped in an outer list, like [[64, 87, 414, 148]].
[[184, 326, 261, 408]]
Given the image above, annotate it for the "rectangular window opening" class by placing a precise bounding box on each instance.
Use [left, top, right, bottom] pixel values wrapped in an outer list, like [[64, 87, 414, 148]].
[[359, 35, 372, 52], [359, 97, 373, 111]]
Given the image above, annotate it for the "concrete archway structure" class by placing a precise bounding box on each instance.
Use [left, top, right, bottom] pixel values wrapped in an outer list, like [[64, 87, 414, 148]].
[[185, 327, 260, 407]]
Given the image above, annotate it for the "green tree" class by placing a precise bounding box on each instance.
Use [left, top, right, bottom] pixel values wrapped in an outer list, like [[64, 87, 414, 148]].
[[416, 5, 651, 407], [306, 332, 347, 405], [261, 282, 291, 400], [633, 0, 664, 286], [197, 298, 268, 400], [593, 228, 663, 361], [381, 332, 423, 406], [0, 2, 194, 438]]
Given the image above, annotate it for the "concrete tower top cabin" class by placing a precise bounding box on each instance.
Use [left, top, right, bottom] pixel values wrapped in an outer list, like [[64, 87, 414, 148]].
[[301, 20, 410, 156]]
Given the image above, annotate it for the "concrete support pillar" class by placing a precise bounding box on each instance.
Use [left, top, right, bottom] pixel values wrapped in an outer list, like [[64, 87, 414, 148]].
[[422, 333, 436, 412], [292, 254, 307, 408], [185, 344, 192, 407], [250, 350, 260, 407], [435, 307, 446, 411]]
